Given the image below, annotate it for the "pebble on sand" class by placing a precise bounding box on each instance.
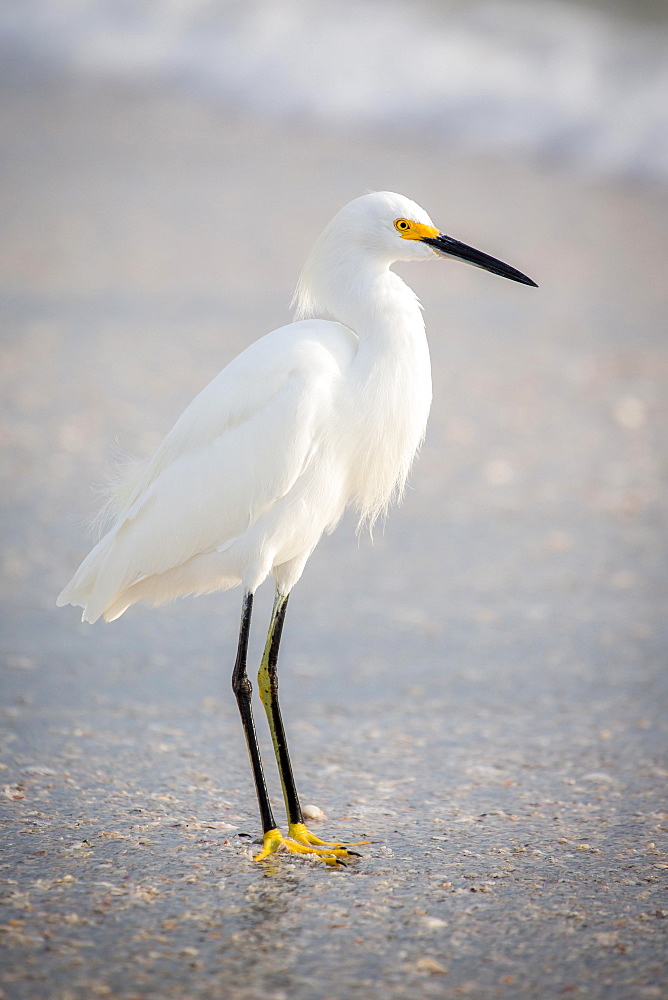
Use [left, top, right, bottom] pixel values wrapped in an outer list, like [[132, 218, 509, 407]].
[[415, 957, 449, 975], [302, 804, 327, 821]]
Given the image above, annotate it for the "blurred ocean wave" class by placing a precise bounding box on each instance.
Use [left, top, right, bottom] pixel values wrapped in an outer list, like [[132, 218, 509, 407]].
[[1, 0, 667, 184]]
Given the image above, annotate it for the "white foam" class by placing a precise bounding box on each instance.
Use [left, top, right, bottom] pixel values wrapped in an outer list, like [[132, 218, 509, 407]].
[[2, 0, 667, 182]]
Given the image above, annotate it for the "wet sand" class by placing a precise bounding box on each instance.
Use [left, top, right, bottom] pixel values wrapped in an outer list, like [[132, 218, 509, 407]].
[[1, 77, 667, 999]]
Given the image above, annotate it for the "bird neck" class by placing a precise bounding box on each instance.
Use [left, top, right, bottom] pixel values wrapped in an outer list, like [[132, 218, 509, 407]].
[[317, 258, 432, 529], [295, 251, 426, 354]]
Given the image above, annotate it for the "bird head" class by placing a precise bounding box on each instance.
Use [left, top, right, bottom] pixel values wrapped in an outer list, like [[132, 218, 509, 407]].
[[344, 191, 537, 284], [294, 191, 536, 321]]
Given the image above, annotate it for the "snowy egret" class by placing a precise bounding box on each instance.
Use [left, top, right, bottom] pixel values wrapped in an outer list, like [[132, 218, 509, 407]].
[[58, 192, 536, 864]]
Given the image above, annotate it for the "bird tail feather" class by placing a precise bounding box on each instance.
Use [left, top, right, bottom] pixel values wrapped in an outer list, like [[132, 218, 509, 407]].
[[56, 524, 135, 623], [58, 538, 242, 624]]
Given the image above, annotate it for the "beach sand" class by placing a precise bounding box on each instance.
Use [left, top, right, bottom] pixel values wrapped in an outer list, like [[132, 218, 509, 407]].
[[1, 75, 667, 999]]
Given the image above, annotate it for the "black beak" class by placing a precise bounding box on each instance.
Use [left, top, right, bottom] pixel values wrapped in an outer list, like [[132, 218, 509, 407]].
[[422, 233, 538, 287]]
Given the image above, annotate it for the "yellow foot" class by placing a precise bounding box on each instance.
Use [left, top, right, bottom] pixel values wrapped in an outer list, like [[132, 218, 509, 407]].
[[288, 822, 370, 852], [253, 826, 367, 866]]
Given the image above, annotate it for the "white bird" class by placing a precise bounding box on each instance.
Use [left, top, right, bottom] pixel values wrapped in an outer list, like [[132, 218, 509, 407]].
[[58, 191, 536, 864]]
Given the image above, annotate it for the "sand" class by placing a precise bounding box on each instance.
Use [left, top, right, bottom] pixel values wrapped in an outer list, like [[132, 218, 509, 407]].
[[1, 74, 667, 1000]]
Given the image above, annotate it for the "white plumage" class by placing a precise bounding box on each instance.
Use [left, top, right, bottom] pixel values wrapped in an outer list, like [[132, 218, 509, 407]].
[[58, 193, 436, 624], [58, 191, 535, 864]]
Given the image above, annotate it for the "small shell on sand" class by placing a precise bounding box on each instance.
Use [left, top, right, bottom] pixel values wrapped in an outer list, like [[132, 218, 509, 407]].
[[302, 804, 327, 821], [415, 957, 449, 975]]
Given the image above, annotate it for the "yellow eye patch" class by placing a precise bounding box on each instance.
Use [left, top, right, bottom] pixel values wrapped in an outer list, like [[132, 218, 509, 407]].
[[394, 218, 439, 240]]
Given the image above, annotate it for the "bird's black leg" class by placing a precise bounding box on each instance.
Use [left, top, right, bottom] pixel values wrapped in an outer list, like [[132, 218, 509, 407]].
[[257, 591, 304, 828], [257, 589, 365, 858], [233, 588, 360, 864], [231, 591, 277, 837]]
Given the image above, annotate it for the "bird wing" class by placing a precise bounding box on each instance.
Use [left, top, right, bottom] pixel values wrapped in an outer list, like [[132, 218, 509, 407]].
[[58, 320, 358, 620]]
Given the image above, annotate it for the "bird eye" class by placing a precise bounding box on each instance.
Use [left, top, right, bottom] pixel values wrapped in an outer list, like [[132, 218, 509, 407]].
[[394, 219, 411, 232]]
